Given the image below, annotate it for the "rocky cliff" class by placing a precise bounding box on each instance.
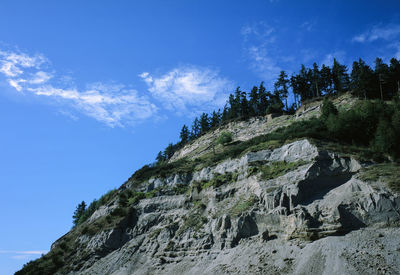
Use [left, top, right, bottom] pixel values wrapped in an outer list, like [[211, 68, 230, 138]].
[[17, 97, 400, 275]]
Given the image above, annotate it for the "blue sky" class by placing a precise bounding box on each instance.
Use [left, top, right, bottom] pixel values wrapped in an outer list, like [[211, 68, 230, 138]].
[[0, 0, 399, 273]]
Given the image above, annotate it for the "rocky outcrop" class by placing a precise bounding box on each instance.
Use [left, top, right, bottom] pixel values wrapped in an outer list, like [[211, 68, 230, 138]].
[[52, 139, 400, 275]]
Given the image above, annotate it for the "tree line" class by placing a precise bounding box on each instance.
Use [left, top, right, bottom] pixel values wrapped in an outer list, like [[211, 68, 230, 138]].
[[155, 57, 400, 164]]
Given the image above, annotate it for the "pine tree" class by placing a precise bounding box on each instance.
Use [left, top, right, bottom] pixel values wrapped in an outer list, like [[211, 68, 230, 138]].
[[389, 58, 400, 98], [156, 151, 166, 163], [240, 91, 249, 119], [350, 58, 375, 99], [73, 201, 87, 226], [258, 82, 269, 116], [249, 86, 259, 116], [374, 58, 390, 100], [332, 58, 349, 94], [320, 64, 332, 95], [210, 110, 221, 128], [164, 143, 175, 160], [274, 71, 290, 110], [311, 63, 321, 97], [221, 104, 229, 123], [191, 117, 201, 139], [179, 125, 189, 144], [290, 74, 300, 108], [199, 113, 210, 134]]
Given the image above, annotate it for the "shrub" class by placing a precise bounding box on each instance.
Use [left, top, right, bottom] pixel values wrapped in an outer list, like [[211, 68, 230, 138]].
[[217, 131, 233, 145], [321, 99, 338, 120]]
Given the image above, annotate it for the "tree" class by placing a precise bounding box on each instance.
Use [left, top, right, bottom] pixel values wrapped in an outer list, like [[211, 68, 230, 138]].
[[311, 63, 322, 97], [374, 58, 390, 100], [350, 58, 375, 99], [191, 117, 201, 139], [156, 151, 166, 163], [320, 64, 333, 95], [73, 201, 87, 226], [321, 99, 338, 120], [199, 113, 210, 134], [389, 58, 400, 98], [332, 58, 349, 94], [240, 90, 250, 119], [274, 70, 290, 110], [290, 74, 300, 108], [164, 143, 176, 160], [249, 86, 259, 116], [258, 82, 269, 115], [210, 110, 221, 128], [179, 125, 189, 144], [221, 104, 229, 123]]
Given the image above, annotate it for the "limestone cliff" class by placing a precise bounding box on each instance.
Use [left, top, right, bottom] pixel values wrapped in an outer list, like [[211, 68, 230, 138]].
[[17, 97, 400, 275]]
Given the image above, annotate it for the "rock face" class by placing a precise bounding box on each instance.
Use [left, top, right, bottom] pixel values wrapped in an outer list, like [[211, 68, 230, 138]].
[[45, 139, 400, 275]]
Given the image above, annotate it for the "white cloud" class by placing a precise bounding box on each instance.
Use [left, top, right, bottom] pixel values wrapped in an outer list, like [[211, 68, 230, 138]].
[[140, 66, 234, 114], [0, 250, 46, 255], [241, 22, 282, 84], [27, 84, 157, 127], [0, 49, 158, 127], [353, 23, 400, 43]]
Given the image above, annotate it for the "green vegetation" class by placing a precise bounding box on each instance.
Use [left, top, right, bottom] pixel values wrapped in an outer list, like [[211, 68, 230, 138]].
[[248, 160, 308, 180], [176, 202, 207, 235], [193, 172, 239, 191], [156, 57, 400, 166], [217, 131, 233, 145], [72, 189, 118, 227], [229, 196, 256, 216], [359, 163, 400, 193]]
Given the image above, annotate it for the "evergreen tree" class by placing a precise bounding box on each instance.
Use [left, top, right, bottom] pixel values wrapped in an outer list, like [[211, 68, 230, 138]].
[[221, 104, 229, 123], [374, 58, 390, 100], [164, 143, 175, 160], [274, 70, 290, 110], [73, 201, 87, 226], [210, 110, 221, 128], [228, 93, 238, 119], [350, 58, 375, 99], [191, 117, 201, 139], [320, 64, 333, 95], [290, 74, 300, 108], [311, 63, 322, 97], [249, 86, 259, 116], [179, 125, 189, 144], [156, 151, 166, 163], [199, 113, 210, 134], [258, 82, 269, 115], [332, 58, 349, 94], [389, 58, 400, 98], [240, 90, 250, 119], [297, 65, 312, 101]]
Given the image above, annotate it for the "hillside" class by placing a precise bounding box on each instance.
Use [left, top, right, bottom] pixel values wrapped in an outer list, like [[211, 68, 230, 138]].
[[16, 94, 400, 275]]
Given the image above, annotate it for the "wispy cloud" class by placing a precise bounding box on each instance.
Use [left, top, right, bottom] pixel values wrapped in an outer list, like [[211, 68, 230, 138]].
[[300, 21, 315, 32], [241, 22, 281, 83], [139, 66, 234, 115], [352, 23, 400, 43], [0, 250, 47, 260], [0, 49, 157, 127]]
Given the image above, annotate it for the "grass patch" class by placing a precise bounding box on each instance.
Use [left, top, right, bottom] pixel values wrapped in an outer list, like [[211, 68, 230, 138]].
[[359, 163, 400, 193], [176, 202, 207, 235], [229, 196, 256, 216], [248, 160, 308, 180], [192, 172, 239, 191]]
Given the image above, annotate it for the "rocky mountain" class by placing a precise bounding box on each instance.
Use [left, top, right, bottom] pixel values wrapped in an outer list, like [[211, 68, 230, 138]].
[[17, 95, 400, 275]]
